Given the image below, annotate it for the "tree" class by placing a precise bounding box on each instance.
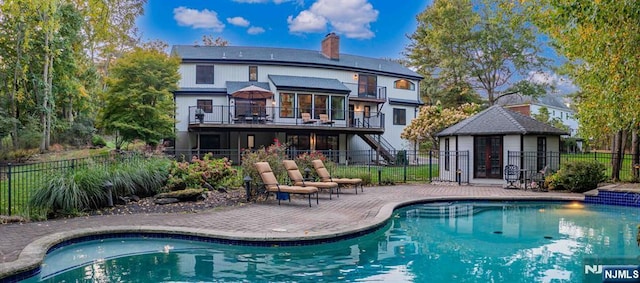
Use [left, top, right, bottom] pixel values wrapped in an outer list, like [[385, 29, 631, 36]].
[[99, 48, 180, 149], [405, 0, 548, 106], [528, 0, 640, 180], [531, 106, 570, 133], [199, 35, 230, 46], [401, 103, 481, 150]]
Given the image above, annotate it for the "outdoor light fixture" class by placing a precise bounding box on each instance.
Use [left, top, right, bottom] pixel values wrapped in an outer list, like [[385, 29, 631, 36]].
[[243, 175, 252, 201]]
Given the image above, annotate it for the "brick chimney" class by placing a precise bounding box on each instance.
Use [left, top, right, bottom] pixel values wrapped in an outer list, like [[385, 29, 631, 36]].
[[321, 32, 340, 60]]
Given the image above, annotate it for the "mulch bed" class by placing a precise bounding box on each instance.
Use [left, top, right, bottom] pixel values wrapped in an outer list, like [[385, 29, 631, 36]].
[[90, 189, 248, 216]]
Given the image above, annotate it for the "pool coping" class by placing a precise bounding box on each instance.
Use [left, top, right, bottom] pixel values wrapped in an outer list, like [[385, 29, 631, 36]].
[[0, 194, 584, 280]]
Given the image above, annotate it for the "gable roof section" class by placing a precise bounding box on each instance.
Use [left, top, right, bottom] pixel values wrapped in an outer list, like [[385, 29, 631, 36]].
[[171, 45, 422, 80], [268, 75, 351, 94], [436, 106, 568, 137]]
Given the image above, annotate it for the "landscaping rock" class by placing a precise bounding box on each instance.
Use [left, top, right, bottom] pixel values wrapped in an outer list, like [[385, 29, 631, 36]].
[[156, 188, 205, 201], [154, 198, 180, 205], [0, 215, 27, 224]]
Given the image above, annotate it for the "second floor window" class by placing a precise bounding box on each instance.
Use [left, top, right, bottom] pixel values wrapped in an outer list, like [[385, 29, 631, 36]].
[[358, 74, 377, 97], [394, 79, 415, 90], [249, 66, 258, 81], [196, 65, 215, 84], [393, 108, 406, 125]]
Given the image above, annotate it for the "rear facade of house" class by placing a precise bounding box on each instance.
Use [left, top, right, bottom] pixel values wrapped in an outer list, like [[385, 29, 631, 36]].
[[171, 33, 423, 164]]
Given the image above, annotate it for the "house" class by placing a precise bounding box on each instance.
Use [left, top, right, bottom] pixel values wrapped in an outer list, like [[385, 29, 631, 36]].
[[435, 106, 568, 185], [499, 95, 579, 137], [170, 33, 423, 164]]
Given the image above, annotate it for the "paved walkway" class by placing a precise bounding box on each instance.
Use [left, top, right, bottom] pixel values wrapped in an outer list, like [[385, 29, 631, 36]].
[[0, 184, 584, 279]]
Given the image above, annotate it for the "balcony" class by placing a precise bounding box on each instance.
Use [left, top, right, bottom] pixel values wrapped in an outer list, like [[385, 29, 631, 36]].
[[187, 106, 384, 133], [342, 82, 387, 102]]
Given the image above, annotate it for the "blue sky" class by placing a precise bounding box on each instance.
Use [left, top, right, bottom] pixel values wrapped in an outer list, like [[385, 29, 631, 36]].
[[136, 0, 577, 95], [137, 0, 431, 59]]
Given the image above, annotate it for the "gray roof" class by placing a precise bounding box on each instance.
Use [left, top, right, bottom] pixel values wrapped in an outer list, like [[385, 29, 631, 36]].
[[436, 106, 568, 137], [268, 75, 350, 94], [225, 81, 271, 94], [388, 98, 424, 106], [171, 45, 422, 79]]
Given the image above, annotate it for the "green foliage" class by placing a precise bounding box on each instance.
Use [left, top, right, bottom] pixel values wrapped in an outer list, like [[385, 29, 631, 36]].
[[30, 167, 109, 216], [165, 154, 237, 191], [92, 135, 107, 148], [29, 157, 171, 218], [241, 140, 289, 185], [294, 151, 336, 180], [108, 157, 171, 197], [406, 0, 548, 105], [546, 160, 606, 193], [100, 47, 180, 148], [57, 116, 96, 146]]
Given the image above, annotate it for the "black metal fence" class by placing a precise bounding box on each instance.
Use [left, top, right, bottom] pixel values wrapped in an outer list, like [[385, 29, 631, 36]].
[[507, 151, 636, 181], [0, 154, 144, 216], [3, 149, 633, 216]]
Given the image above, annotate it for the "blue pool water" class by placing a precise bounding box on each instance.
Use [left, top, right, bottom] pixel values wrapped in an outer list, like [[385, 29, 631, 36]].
[[21, 201, 640, 282]]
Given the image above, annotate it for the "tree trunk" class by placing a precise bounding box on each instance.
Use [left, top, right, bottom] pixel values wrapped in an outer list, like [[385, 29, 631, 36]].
[[611, 130, 624, 181], [40, 29, 51, 152]]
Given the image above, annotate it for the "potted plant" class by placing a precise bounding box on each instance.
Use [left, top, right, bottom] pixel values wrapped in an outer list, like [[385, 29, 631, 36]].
[[195, 108, 205, 123]]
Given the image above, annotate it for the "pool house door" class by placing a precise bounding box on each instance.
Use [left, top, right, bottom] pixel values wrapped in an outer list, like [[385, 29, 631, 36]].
[[474, 136, 503, 178]]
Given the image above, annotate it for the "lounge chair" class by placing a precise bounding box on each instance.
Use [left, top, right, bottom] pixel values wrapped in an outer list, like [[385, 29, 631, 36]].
[[301, 112, 317, 124], [311, 159, 363, 194], [254, 162, 319, 206], [283, 160, 339, 199], [319, 114, 335, 126]]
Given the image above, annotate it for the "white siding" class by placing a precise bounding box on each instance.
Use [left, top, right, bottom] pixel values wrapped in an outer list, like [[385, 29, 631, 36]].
[[175, 60, 421, 152]]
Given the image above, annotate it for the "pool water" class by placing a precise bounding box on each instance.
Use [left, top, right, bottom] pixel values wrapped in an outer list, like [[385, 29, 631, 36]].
[[22, 202, 640, 282]]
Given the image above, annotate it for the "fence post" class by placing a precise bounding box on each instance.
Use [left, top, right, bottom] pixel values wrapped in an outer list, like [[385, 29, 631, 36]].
[[403, 155, 407, 183], [429, 151, 433, 182], [7, 163, 12, 216]]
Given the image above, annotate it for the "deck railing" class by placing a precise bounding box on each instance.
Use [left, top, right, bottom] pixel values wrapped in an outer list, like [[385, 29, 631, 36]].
[[188, 105, 385, 129]]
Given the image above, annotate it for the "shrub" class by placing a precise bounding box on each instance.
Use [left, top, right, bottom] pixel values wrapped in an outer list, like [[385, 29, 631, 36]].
[[30, 167, 109, 216], [165, 153, 237, 191], [92, 135, 107, 148], [108, 157, 170, 197], [30, 157, 171, 218], [241, 140, 289, 186], [295, 151, 336, 180], [548, 160, 606, 193]]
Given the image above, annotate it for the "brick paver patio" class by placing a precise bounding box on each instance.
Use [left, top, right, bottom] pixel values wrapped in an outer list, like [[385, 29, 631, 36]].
[[0, 184, 585, 279]]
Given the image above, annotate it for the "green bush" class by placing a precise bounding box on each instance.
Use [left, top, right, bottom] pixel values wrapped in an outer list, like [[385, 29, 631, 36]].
[[30, 167, 109, 216], [92, 134, 107, 148], [547, 160, 606, 193], [241, 140, 289, 186], [294, 151, 336, 181], [109, 157, 170, 197], [30, 157, 171, 218], [165, 153, 237, 191]]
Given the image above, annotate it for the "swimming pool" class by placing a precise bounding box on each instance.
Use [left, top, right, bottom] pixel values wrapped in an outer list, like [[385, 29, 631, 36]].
[[20, 201, 640, 282]]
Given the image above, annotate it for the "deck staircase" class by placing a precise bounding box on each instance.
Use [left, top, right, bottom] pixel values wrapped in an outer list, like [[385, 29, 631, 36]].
[[358, 134, 396, 165]]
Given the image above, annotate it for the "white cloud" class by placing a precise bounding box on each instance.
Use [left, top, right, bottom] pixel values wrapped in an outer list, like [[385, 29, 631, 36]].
[[287, 0, 379, 39], [227, 17, 250, 27], [173, 7, 225, 31], [287, 10, 327, 33], [528, 71, 579, 94], [247, 26, 266, 35]]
